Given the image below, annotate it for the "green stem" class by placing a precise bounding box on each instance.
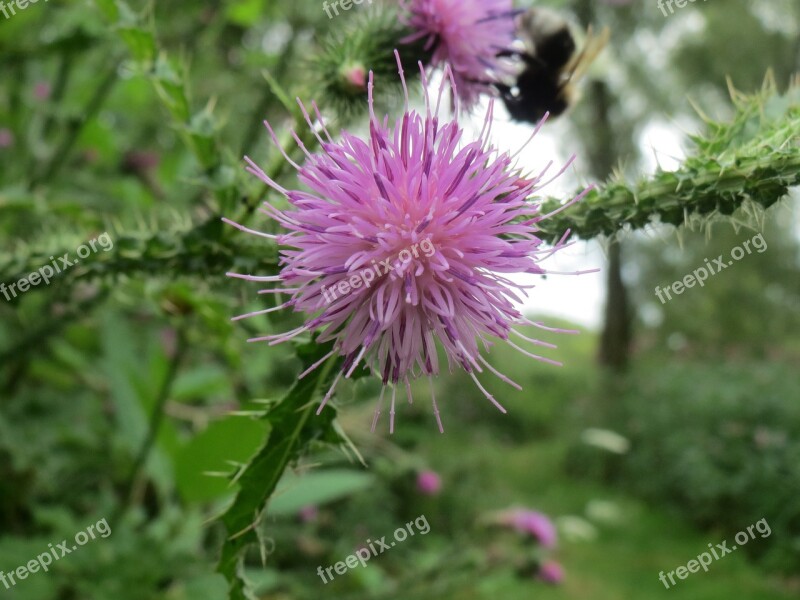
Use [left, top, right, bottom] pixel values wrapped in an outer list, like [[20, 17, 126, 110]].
[[235, 123, 321, 228], [0, 291, 109, 392], [29, 60, 119, 189], [538, 153, 800, 243], [238, 37, 299, 158], [42, 53, 74, 139], [114, 327, 188, 522]]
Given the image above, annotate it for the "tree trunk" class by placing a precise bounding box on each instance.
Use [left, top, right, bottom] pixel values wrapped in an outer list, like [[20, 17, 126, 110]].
[[598, 239, 631, 370], [573, 1, 633, 371]]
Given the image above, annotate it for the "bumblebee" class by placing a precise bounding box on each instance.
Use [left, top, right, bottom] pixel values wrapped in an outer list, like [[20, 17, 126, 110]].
[[495, 9, 610, 124]]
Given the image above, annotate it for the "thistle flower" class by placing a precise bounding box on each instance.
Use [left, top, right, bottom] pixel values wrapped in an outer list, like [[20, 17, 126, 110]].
[[401, 0, 518, 108], [313, 7, 427, 118], [0, 128, 14, 149], [298, 505, 319, 523], [538, 560, 564, 584], [226, 52, 589, 433], [509, 509, 558, 548], [416, 470, 442, 496], [34, 81, 51, 101]]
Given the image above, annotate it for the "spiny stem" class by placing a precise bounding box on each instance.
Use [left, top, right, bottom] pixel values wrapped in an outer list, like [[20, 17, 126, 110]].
[[538, 153, 800, 243]]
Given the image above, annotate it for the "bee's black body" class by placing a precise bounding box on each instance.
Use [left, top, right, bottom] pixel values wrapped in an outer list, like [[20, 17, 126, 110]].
[[494, 9, 606, 124]]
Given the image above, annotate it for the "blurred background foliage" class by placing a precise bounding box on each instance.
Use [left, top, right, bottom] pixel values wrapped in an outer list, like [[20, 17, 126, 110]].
[[1, 0, 799, 599]]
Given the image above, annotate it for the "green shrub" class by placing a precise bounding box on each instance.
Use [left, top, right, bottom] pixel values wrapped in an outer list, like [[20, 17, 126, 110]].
[[611, 361, 800, 572]]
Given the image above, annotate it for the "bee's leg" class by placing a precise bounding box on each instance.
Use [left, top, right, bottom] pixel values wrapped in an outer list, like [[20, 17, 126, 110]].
[[492, 82, 513, 97], [464, 78, 528, 122], [463, 78, 516, 106], [495, 49, 521, 59], [490, 82, 519, 107], [464, 76, 499, 89]]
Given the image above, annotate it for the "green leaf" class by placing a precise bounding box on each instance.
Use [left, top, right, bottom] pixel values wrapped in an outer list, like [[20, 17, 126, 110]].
[[175, 416, 268, 503], [215, 340, 342, 600], [185, 106, 220, 171], [173, 365, 233, 402], [94, 0, 156, 62], [119, 26, 157, 63], [225, 0, 268, 27], [94, 0, 120, 20], [152, 54, 191, 122], [268, 469, 373, 516]]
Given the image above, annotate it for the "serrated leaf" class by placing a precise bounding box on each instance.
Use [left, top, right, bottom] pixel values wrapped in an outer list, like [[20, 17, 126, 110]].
[[215, 340, 342, 600]]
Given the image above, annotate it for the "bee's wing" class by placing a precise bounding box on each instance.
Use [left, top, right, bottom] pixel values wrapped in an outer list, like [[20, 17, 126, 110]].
[[515, 10, 540, 54], [562, 25, 610, 84]]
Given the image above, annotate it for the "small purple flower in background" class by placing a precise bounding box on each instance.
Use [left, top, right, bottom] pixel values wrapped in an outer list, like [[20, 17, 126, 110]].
[[401, 0, 518, 108], [0, 128, 14, 149], [160, 328, 178, 358], [226, 52, 589, 433], [122, 150, 161, 172], [538, 560, 564, 584], [416, 470, 442, 496], [122, 150, 164, 199], [34, 81, 51, 101], [496, 508, 558, 547], [298, 505, 319, 523]]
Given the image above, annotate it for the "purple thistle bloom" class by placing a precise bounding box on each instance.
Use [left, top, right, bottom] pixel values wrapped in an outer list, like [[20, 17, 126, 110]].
[[401, 0, 518, 108], [416, 470, 442, 495], [514, 510, 558, 547], [538, 560, 564, 584], [0, 128, 14, 149], [298, 505, 319, 523], [496, 508, 558, 547], [34, 81, 52, 101], [226, 53, 589, 433]]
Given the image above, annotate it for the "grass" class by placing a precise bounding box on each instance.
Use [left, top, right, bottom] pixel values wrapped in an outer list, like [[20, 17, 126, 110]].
[[411, 429, 794, 600]]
